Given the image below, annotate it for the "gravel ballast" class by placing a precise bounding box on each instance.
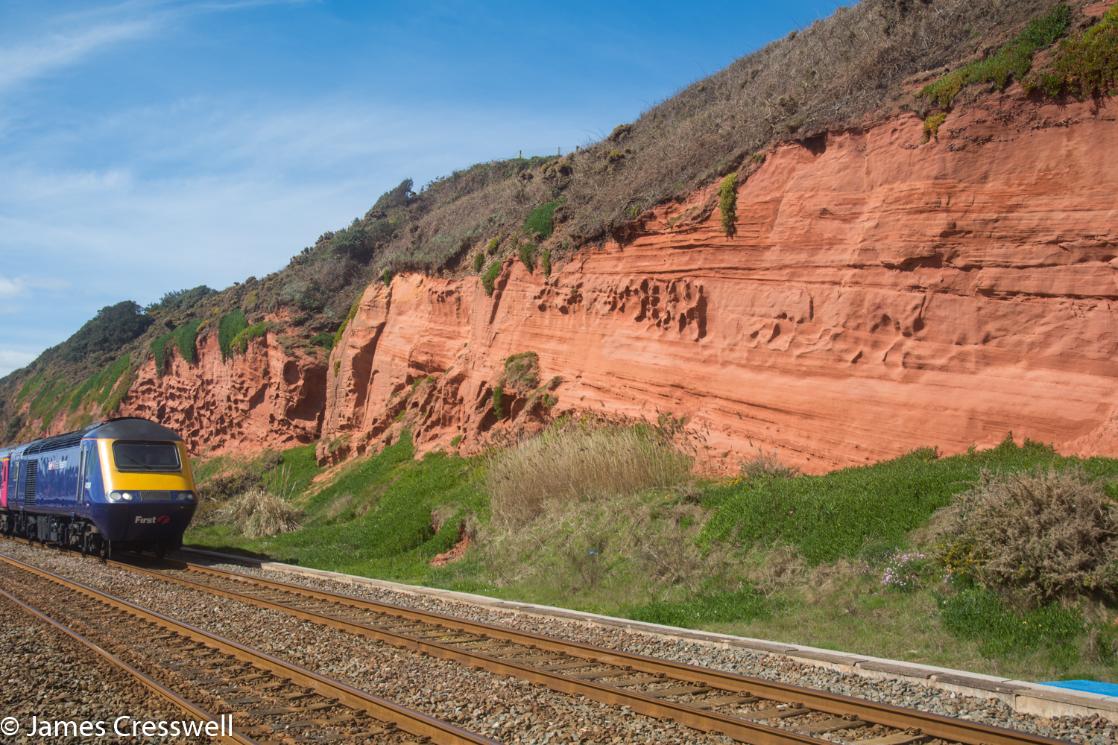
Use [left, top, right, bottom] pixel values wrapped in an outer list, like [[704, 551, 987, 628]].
[[0, 545, 734, 745], [197, 553, 1118, 745], [0, 591, 210, 744]]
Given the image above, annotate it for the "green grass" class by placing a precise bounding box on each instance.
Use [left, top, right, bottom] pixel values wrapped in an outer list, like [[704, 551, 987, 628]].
[[523, 200, 559, 239], [186, 433, 1118, 681], [172, 319, 201, 364], [28, 376, 69, 425], [481, 260, 501, 296], [332, 297, 361, 347], [218, 309, 248, 360], [229, 322, 268, 356], [939, 584, 1086, 663], [701, 439, 1118, 565], [1026, 5, 1118, 98], [68, 354, 131, 413], [188, 434, 486, 582], [517, 243, 537, 272], [627, 587, 769, 627], [921, 3, 1071, 109]]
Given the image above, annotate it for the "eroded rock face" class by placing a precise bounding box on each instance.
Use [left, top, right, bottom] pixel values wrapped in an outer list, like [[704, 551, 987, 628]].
[[320, 96, 1118, 473], [121, 329, 326, 456]]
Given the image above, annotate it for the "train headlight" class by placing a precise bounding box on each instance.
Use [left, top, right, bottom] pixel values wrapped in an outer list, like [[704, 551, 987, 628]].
[[107, 491, 134, 502], [174, 491, 195, 502]]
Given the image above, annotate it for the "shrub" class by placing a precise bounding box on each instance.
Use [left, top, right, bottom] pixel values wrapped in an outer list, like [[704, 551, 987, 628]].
[[540, 248, 552, 277], [524, 200, 559, 239], [1026, 5, 1118, 99], [503, 351, 540, 391], [380, 268, 393, 285], [920, 3, 1071, 109], [229, 322, 267, 356], [472, 252, 485, 273], [221, 487, 303, 538], [923, 112, 948, 142], [517, 243, 537, 272], [481, 261, 502, 296], [485, 237, 499, 254], [487, 425, 692, 527], [935, 468, 1118, 606], [218, 310, 247, 359], [739, 450, 798, 481], [718, 173, 738, 236], [491, 384, 506, 420], [58, 300, 152, 365], [308, 332, 334, 349]]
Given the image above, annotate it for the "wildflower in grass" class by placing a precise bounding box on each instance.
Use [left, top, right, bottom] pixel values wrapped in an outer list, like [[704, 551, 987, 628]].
[[881, 550, 929, 592]]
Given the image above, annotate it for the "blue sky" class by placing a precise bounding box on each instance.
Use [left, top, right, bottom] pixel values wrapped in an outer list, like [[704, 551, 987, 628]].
[[0, 0, 841, 376]]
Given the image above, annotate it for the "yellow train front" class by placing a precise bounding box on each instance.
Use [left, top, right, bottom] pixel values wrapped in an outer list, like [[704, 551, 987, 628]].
[[0, 418, 196, 558]]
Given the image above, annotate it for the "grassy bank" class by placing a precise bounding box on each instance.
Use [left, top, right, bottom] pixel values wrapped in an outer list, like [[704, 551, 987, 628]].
[[186, 431, 1118, 682]]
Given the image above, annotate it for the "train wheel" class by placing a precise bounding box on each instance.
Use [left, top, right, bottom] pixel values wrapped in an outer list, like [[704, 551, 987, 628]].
[[98, 538, 111, 562]]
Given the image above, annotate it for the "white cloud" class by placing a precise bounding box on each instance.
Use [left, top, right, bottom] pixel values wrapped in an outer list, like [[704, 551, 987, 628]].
[[0, 1, 310, 95], [0, 19, 157, 93], [0, 279, 24, 299]]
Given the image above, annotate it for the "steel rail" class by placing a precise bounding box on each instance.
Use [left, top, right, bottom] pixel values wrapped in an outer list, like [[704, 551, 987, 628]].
[[0, 553, 496, 745], [138, 554, 1071, 745], [0, 586, 254, 745]]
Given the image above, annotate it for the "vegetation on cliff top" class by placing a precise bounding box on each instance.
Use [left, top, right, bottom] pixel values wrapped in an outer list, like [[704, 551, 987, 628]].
[[920, 3, 1072, 109], [187, 429, 1118, 681]]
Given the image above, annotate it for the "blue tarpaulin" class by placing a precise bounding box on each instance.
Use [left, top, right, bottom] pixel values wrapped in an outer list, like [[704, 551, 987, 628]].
[[1040, 680, 1118, 698]]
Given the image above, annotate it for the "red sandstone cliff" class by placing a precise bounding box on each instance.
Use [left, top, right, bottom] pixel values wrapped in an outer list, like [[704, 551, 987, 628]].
[[76, 94, 1118, 472], [119, 329, 326, 455], [317, 95, 1118, 473]]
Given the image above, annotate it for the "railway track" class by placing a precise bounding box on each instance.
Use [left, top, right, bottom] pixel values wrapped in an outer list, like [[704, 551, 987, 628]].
[[0, 554, 494, 745], [100, 551, 1071, 745]]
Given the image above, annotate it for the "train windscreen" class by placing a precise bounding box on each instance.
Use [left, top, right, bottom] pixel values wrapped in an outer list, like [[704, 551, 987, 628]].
[[112, 441, 181, 472]]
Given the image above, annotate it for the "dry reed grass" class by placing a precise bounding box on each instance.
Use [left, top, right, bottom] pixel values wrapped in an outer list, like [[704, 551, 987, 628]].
[[486, 425, 692, 527]]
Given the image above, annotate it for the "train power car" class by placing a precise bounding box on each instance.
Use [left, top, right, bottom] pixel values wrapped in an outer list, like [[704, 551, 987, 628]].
[[0, 418, 196, 558]]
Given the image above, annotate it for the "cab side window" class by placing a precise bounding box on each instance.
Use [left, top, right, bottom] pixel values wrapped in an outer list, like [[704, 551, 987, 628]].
[[81, 442, 102, 503]]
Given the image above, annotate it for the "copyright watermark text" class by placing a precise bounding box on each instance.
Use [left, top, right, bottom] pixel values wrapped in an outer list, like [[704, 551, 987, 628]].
[[0, 714, 233, 739]]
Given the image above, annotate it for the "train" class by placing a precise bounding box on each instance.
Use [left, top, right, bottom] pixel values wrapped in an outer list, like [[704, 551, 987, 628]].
[[0, 417, 197, 558]]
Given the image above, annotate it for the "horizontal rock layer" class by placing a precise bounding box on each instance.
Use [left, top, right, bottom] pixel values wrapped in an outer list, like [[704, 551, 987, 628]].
[[320, 95, 1118, 472]]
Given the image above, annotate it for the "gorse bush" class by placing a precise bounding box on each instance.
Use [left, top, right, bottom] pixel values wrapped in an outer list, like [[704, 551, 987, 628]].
[[920, 3, 1071, 109], [487, 425, 692, 527], [718, 173, 738, 236], [935, 468, 1118, 606], [923, 112, 948, 142], [1026, 5, 1118, 98], [502, 352, 540, 391]]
